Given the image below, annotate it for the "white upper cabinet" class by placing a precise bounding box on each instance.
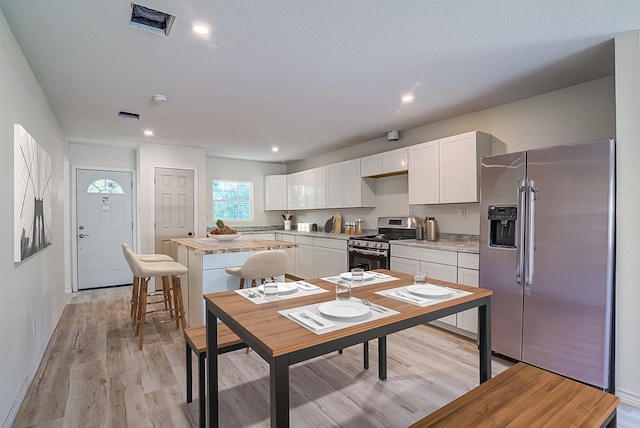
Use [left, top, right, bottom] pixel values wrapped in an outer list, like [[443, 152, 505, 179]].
[[360, 148, 408, 177], [409, 131, 491, 205], [326, 160, 375, 208], [382, 148, 408, 174], [343, 159, 376, 208], [286, 171, 305, 209], [360, 153, 382, 177], [439, 131, 491, 203], [304, 168, 317, 208], [326, 162, 343, 208], [314, 166, 327, 209], [264, 175, 287, 210], [408, 140, 440, 204]]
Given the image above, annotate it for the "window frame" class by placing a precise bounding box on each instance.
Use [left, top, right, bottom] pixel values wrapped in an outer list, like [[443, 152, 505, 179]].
[[212, 179, 254, 222]]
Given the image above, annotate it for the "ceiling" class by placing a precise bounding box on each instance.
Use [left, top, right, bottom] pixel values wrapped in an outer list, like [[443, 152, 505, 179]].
[[1, 1, 638, 163]]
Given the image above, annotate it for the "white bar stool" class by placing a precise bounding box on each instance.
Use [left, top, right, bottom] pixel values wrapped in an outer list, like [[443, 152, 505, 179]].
[[123, 244, 188, 349], [225, 250, 289, 288], [122, 243, 174, 325]]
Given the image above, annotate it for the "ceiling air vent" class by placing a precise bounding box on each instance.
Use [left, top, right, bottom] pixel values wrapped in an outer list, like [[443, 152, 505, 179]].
[[129, 4, 175, 36], [118, 111, 140, 120]]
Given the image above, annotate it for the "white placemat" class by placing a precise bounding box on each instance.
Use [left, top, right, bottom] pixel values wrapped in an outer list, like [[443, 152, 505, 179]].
[[235, 281, 328, 304], [321, 272, 400, 288], [279, 297, 399, 335], [375, 283, 472, 307]]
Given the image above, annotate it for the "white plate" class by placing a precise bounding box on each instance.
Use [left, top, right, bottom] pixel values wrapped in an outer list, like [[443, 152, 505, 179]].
[[407, 284, 452, 298], [339, 272, 374, 281], [257, 282, 298, 295], [318, 301, 370, 319], [209, 233, 241, 241]]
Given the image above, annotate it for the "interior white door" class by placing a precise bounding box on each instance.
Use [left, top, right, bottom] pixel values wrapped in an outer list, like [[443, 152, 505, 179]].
[[154, 167, 194, 257], [76, 169, 133, 289]]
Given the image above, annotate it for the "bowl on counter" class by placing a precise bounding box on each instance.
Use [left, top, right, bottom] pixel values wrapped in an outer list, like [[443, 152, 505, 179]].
[[209, 233, 242, 241]]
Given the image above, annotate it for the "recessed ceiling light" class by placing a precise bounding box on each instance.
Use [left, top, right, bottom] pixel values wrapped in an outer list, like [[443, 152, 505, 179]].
[[192, 24, 210, 35], [402, 94, 414, 103], [271, 146, 279, 153], [144, 130, 154, 136]]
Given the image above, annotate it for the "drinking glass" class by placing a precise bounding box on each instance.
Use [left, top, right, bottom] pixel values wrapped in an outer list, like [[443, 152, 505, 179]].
[[350, 267, 364, 286], [263, 279, 279, 299], [414, 272, 427, 285], [336, 281, 351, 300]]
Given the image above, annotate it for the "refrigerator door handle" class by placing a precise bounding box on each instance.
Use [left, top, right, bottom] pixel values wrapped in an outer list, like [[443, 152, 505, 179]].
[[516, 178, 527, 285], [525, 180, 538, 286]]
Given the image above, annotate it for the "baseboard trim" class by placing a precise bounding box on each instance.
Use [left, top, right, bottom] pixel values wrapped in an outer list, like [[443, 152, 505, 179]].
[[617, 388, 640, 408], [2, 307, 64, 428]]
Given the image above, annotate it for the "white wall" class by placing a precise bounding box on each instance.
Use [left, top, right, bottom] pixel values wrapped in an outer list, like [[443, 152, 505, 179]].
[[0, 10, 67, 426], [206, 157, 287, 228], [289, 76, 616, 235], [614, 30, 640, 406], [68, 143, 136, 170]]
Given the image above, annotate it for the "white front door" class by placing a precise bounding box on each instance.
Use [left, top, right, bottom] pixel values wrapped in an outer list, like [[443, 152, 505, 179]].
[[76, 169, 133, 289], [154, 167, 194, 258]]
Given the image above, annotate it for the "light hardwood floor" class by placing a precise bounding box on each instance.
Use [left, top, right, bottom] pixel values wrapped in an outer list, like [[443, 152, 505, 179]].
[[13, 286, 638, 427]]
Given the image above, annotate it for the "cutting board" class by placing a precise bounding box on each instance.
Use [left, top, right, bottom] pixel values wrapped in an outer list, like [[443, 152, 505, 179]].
[[324, 217, 333, 233]]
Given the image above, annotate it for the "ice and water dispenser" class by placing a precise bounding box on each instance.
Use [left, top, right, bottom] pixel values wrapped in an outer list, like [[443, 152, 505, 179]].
[[488, 206, 517, 248]]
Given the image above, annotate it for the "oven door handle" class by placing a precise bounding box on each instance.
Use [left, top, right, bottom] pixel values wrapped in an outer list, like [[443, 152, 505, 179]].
[[349, 247, 386, 257]]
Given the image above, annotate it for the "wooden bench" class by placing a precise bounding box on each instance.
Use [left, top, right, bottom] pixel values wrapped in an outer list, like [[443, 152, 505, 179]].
[[184, 325, 246, 428], [409, 362, 620, 428]]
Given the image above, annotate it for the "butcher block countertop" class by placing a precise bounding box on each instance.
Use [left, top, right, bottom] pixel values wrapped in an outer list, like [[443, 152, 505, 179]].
[[171, 236, 298, 255]]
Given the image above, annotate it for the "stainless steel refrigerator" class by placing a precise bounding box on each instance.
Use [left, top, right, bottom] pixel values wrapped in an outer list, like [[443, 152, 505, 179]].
[[479, 139, 615, 391]]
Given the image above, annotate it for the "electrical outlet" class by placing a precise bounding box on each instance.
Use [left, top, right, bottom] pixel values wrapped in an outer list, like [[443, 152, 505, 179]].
[[32, 320, 36, 336], [458, 208, 466, 218]]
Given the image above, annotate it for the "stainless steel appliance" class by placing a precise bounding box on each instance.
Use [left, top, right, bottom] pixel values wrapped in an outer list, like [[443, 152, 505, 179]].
[[479, 139, 615, 391], [348, 216, 417, 271]]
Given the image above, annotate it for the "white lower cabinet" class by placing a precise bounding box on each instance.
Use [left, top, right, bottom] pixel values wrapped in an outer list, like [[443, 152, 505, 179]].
[[295, 236, 315, 279], [457, 267, 479, 333], [390, 245, 479, 338], [313, 237, 347, 278], [275, 233, 296, 275]]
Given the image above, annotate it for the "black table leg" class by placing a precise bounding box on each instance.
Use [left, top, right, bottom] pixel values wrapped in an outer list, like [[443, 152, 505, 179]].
[[363, 341, 369, 370], [378, 336, 387, 380], [206, 311, 219, 428], [270, 355, 290, 427], [478, 299, 492, 383], [198, 352, 206, 428], [186, 343, 192, 403]]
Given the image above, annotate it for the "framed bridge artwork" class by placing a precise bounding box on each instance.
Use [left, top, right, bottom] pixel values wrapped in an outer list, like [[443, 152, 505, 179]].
[[14, 124, 53, 262]]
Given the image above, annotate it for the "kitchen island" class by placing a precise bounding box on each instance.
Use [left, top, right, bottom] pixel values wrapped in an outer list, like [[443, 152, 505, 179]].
[[172, 236, 298, 326]]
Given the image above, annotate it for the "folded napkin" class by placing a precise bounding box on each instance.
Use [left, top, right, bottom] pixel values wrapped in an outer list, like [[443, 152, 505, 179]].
[[368, 271, 391, 278], [386, 290, 430, 305], [289, 310, 335, 331], [295, 281, 319, 290]]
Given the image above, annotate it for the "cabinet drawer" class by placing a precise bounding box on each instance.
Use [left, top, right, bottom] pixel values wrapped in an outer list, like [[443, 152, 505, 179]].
[[458, 252, 479, 269], [314, 237, 347, 250], [296, 235, 314, 245], [391, 245, 457, 266], [275, 233, 296, 243]]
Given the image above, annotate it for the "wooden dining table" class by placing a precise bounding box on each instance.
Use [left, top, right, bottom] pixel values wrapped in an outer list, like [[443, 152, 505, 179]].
[[204, 269, 492, 428]]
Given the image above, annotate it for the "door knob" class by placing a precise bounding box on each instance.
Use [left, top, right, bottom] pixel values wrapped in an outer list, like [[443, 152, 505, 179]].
[[79, 234, 90, 238], [188, 232, 193, 236], [79, 225, 85, 230]]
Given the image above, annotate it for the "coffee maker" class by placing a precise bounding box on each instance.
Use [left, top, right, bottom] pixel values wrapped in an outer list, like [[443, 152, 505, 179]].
[[488, 206, 517, 248]]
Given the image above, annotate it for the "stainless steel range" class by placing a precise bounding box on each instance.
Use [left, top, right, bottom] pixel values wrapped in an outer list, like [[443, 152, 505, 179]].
[[348, 216, 417, 271]]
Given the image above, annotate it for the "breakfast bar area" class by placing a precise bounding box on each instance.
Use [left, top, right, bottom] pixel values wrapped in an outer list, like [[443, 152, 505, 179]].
[[172, 237, 298, 327]]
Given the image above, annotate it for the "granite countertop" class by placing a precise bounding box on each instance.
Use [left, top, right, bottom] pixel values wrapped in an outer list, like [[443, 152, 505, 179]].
[[271, 230, 355, 240], [171, 237, 298, 255], [391, 239, 479, 254]]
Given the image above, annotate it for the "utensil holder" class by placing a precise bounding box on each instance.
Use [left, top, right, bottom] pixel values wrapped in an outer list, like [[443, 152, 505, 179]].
[[284, 220, 291, 231]]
